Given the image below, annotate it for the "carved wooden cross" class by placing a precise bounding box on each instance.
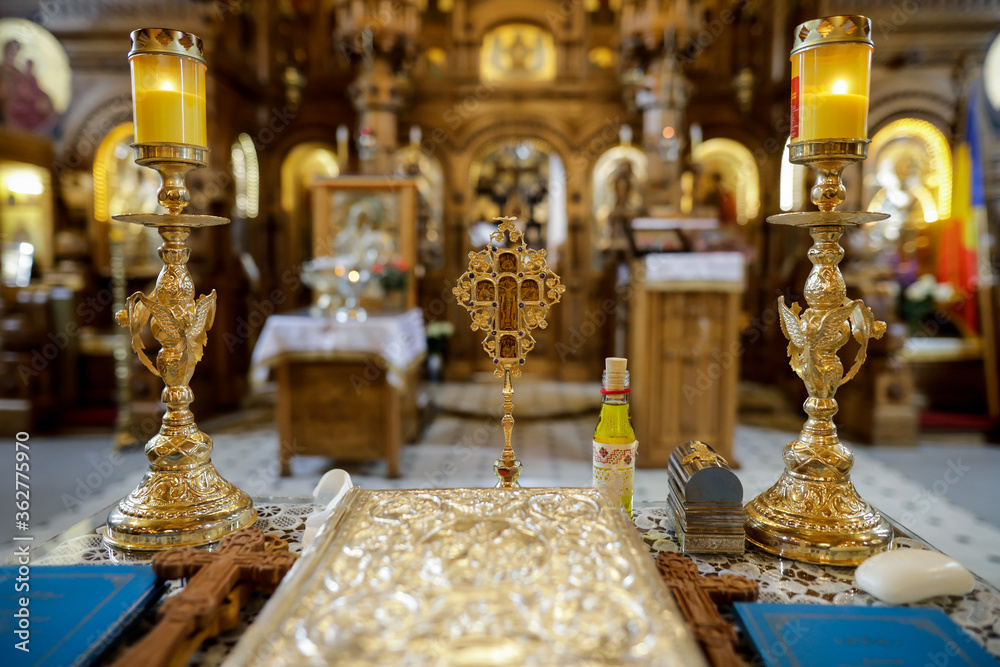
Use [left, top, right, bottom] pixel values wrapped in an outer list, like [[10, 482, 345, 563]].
[[110, 527, 297, 667], [656, 552, 759, 667], [453, 217, 565, 487]]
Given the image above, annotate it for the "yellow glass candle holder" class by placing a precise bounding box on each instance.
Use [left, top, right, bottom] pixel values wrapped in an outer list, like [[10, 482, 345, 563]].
[[790, 16, 872, 143], [129, 28, 207, 147]]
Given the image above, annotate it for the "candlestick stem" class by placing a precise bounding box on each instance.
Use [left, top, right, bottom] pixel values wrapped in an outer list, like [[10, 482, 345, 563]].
[[104, 202, 255, 548], [745, 142, 893, 564], [494, 369, 522, 489], [106, 216, 255, 550]]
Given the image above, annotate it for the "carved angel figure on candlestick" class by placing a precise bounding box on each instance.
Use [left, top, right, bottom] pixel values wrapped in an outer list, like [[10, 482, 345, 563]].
[[777, 295, 885, 401], [117, 279, 215, 390], [105, 223, 254, 550]]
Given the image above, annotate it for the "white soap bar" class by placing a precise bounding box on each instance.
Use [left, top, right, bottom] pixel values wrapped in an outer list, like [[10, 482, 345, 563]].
[[855, 549, 975, 604]]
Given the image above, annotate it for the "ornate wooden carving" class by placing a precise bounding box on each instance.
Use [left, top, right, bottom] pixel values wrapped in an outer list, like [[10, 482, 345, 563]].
[[656, 552, 759, 667], [110, 527, 297, 667]]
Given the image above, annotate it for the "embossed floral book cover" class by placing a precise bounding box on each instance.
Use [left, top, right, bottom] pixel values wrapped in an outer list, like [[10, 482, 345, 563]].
[[734, 603, 998, 667], [223, 487, 707, 666]]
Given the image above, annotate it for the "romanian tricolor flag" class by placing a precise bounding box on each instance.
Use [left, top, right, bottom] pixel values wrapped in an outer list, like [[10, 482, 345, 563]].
[[937, 86, 987, 334]]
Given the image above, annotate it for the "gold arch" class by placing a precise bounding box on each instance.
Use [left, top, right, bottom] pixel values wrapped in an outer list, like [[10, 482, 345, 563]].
[[93, 122, 136, 224], [279, 141, 339, 214], [93, 121, 163, 276], [868, 118, 952, 221], [591, 144, 646, 220], [692, 137, 761, 224], [591, 144, 646, 255]]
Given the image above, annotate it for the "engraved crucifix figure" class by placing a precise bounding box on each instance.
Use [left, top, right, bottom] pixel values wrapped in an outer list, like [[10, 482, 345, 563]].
[[454, 217, 565, 487]]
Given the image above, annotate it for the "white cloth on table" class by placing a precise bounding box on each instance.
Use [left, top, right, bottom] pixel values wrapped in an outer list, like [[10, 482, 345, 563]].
[[250, 308, 426, 389], [643, 252, 745, 283]]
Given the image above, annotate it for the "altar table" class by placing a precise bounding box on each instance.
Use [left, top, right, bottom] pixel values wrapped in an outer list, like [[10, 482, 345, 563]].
[[251, 310, 426, 477], [24, 498, 1000, 664]]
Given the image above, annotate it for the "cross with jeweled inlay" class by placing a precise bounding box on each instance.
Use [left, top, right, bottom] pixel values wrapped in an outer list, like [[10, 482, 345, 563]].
[[453, 217, 565, 487]]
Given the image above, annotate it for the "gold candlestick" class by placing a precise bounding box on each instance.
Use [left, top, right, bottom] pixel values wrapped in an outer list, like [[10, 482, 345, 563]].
[[744, 137, 893, 565], [104, 29, 254, 550], [104, 143, 256, 551], [453, 218, 565, 488], [104, 28, 257, 550]]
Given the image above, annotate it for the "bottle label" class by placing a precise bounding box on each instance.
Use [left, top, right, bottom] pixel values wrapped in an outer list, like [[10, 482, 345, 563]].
[[593, 440, 637, 512]]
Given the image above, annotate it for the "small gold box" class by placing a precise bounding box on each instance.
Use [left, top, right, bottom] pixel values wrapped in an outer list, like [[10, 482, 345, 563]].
[[668, 441, 745, 555]]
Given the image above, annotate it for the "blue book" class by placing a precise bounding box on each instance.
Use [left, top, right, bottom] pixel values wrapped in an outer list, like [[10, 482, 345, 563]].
[[734, 603, 998, 667], [0, 564, 165, 667]]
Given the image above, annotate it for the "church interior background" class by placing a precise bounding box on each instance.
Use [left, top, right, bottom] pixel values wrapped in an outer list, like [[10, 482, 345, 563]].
[[4, 0, 1000, 660]]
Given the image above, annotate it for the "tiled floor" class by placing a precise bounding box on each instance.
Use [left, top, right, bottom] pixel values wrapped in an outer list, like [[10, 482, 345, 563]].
[[7, 381, 1000, 588]]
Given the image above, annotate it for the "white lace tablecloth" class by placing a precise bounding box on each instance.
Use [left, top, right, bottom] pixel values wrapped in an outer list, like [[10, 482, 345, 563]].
[[33, 502, 323, 566], [32, 502, 325, 667], [632, 505, 1000, 657], [250, 308, 426, 389], [24, 500, 1000, 662]]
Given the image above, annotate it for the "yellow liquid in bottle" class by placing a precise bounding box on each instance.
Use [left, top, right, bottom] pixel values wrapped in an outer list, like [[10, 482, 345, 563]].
[[593, 398, 636, 513], [594, 401, 635, 445]]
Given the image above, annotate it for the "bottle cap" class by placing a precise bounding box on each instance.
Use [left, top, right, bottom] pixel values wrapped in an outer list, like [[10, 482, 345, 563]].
[[605, 357, 627, 391]]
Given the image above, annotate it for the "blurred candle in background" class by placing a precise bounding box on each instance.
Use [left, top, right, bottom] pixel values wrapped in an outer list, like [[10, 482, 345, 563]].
[[790, 16, 873, 142], [129, 28, 207, 146]]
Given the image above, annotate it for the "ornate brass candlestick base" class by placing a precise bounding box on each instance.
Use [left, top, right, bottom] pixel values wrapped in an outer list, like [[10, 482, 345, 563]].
[[454, 218, 565, 488], [744, 139, 894, 565], [104, 143, 256, 551]]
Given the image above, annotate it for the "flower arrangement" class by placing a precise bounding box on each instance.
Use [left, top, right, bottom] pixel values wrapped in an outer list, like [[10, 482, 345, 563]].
[[374, 257, 409, 293]]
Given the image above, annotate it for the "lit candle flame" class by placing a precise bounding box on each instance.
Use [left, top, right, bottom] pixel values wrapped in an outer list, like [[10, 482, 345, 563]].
[[831, 79, 849, 95]]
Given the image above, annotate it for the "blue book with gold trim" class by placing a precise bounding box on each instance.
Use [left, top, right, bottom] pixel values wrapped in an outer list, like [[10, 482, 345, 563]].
[[734, 603, 999, 667], [0, 564, 164, 667]]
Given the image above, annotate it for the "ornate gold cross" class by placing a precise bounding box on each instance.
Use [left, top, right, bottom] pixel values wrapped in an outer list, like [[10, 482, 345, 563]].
[[453, 217, 565, 487]]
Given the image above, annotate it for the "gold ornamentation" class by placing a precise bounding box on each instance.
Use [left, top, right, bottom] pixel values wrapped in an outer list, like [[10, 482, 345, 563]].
[[104, 144, 255, 551], [225, 488, 707, 666], [680, 441, 722, 467], [745, 138, 893, 565], [129, 27, 206, 65], [453, 217, 565, 487]]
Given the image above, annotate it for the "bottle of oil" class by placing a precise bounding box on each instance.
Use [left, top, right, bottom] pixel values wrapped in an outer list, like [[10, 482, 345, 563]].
[[593, 357, 637, 513]]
